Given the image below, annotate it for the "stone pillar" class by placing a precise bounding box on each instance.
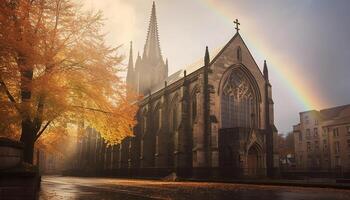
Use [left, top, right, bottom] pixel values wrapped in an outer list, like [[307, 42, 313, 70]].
[[120, 139, 129, 168], [113, 144, 120, 169], [95, 133, 102, 172], [105, 146, 112, 170], [130, 136, 140, 169], [100, 139, 106, 172], [89, 129, 98, 170], [175, 74, 192, 170], [140, 101, 156, 168], [110, 146, 114, 169], [76, 136, 83, 169], [155, 90, 169, 168], [81, 132, 88, 168]]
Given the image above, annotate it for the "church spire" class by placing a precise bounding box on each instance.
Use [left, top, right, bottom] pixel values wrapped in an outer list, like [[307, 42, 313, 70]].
[[204, 46, 210, 66], [165, 58, 169, 77], [126, 41, 134, 87], [263, 60, 269, 81], [143, 1, 162, 61]]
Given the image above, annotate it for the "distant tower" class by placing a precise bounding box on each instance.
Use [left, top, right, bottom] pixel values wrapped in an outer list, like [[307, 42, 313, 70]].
[[126, 41, 135, 94], [127, 1, 168, 95]]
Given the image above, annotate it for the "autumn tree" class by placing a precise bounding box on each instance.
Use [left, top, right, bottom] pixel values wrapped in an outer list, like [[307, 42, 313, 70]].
[[0, 0, 137, 164], [277, 132, 295, 158]]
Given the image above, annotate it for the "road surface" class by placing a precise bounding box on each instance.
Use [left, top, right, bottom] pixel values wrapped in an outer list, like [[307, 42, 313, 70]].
[[39, 176, 350, 200]]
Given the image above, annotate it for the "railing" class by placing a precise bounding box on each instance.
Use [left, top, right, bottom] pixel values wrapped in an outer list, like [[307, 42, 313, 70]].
[[65, 166, 350, 179], [279, 167, 350, 179]]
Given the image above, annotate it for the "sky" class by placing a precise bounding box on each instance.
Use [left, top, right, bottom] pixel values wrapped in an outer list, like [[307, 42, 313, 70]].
[[81, 0, 350, 134]]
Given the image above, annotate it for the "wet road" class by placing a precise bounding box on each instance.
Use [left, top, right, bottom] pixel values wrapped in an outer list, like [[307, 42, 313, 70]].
[[39, 176, 350, 200]]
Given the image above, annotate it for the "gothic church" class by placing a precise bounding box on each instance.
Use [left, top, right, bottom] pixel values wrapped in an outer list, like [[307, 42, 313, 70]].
[[76, 2, 278, 178]]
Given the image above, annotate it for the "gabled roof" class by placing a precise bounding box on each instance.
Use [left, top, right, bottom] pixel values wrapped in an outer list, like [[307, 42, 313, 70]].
[[149, 47, 222, 93], [148, 32, 243, 94]]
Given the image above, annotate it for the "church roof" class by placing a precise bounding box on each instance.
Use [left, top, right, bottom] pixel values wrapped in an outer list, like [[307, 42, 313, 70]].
[[148, 32, 247, 95], [149, 47, 222, 94]]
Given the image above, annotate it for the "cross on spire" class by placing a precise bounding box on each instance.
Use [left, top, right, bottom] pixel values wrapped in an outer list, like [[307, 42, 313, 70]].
[[234, 19, 240, 32]]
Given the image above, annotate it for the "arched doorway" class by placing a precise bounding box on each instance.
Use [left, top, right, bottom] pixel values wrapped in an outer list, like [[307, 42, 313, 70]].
[[247, 144, 261, 176]]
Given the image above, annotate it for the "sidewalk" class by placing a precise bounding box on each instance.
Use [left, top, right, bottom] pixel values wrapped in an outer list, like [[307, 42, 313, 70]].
[[184, 177, 350, 190]]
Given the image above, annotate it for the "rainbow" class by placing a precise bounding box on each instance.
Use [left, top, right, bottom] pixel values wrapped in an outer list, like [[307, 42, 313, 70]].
[[195, 0, 329, 110]]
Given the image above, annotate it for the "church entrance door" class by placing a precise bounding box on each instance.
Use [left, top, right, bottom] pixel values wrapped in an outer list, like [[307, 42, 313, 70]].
[[247, 145, 259, 176]]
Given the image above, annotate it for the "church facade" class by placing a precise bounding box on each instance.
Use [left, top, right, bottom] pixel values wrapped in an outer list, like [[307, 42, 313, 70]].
[[75, 2, 279, 178]]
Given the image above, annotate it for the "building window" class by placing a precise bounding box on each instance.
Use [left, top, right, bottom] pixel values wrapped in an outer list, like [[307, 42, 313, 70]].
[[314, 128, 318, 137], [155, 136, 159, 154], [171, 104, 178, 132], [142, 116, 147, 133], [333, 128, 339, 137], [334, 141, 340, 154], [307, 142, 311, 152], [299, 155, 303, 166], [304, 115, 309, 124], [306, 129, 311, 139], [299, 132, 302, 141], [335, 156, 341, 167], [315, 141, 319, 150], [154, 108, 161, 132], [221, 69, 257, 128], [140, 140, 144, 157], [315, 119, 318, 125], [323, 139, 328, 152], [347, 126, 350, 135], [193, 151, 197, 162], [347, 139, 350, 148], [191, 92, 198, 124], [316, 157, 320, 167], [307, 155, 312, 167], [322, 128, 328, 137]]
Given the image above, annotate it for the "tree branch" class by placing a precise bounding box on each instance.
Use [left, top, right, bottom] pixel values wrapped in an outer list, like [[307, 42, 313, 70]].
[[0, 77, 20, 111], [72, 105, 111, 114], [35, 120, 52, 141], [0, 79, 16, 104]]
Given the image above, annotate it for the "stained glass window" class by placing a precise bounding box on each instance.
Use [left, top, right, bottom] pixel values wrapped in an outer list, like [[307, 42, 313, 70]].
[[154, 107, 160, 132], [221, 70, 257, 128], [191, 92, 198, 124]]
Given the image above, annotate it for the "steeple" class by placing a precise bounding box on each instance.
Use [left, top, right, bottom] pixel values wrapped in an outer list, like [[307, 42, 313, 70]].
[[126, 41, 134, 87], [134, 2, 168, 95], [135, 51, 141, 69], [165, 58, 169, 78], [204, 46, 210, 66], [263, 60, 269, 81], [143, 1, 162, 62]]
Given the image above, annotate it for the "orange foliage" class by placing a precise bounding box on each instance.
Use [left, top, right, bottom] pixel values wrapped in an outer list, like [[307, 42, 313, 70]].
[[0, 0, 138, 154]]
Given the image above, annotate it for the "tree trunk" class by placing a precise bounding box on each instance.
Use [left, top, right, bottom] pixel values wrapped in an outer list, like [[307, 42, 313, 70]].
[[20, 119, 37, 164]]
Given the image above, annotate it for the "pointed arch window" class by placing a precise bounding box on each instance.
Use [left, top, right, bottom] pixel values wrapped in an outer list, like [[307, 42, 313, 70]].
[[141, 109, 148, 134], [154, 106, 161, 132], [191, 91, 198, 124], [171, 105, 178, 131], [221, 70, 257, 128]]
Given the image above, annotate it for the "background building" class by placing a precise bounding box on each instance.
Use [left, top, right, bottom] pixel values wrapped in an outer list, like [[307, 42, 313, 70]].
[[293, 104, 350, 172]]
